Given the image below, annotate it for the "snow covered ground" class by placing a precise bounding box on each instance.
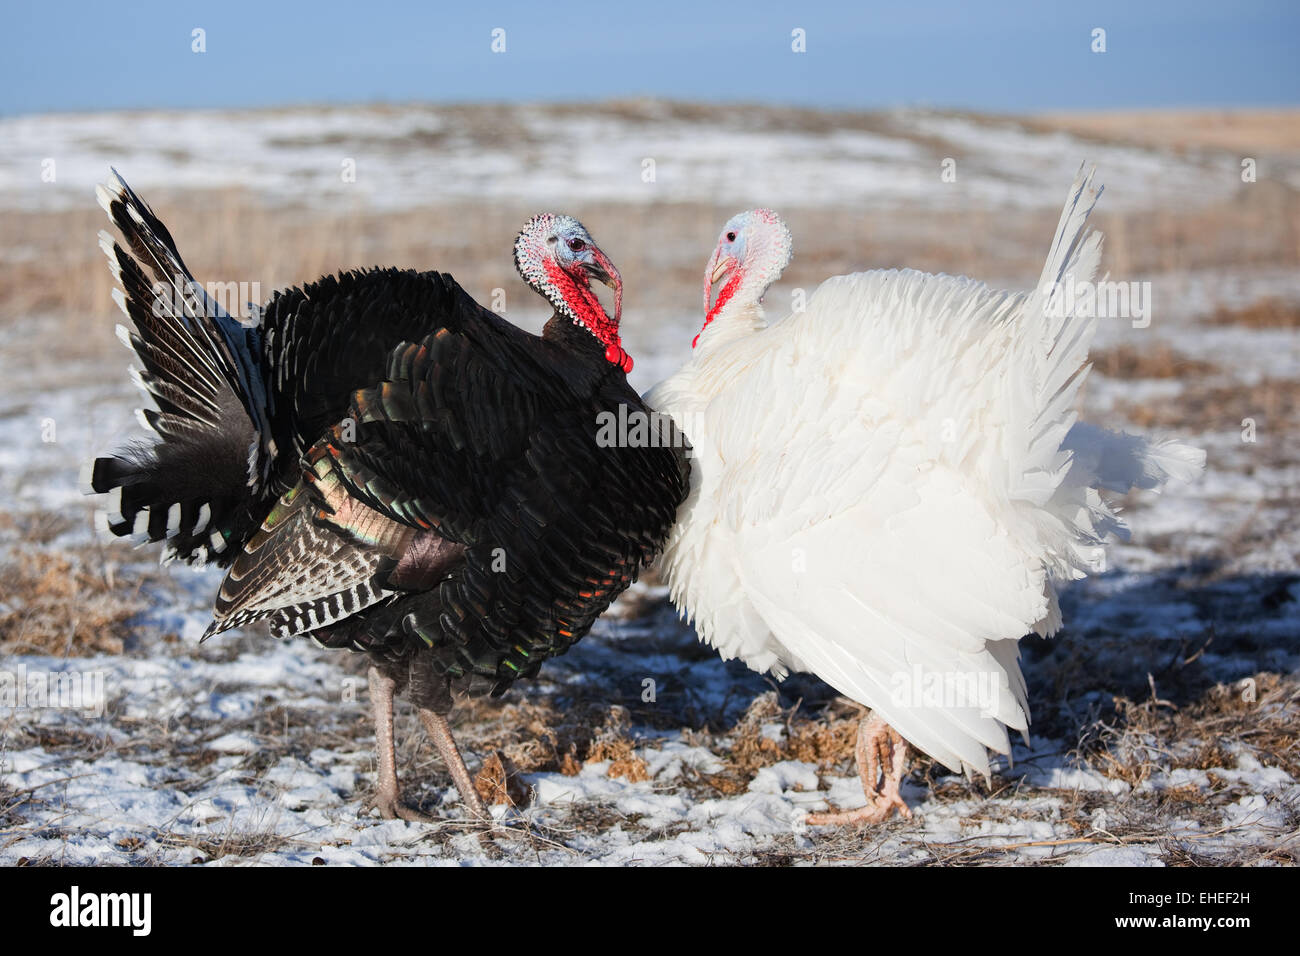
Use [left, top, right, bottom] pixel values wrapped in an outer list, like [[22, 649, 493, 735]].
[[1, 105, 1297, 866], [1, 102, 1278, 214]]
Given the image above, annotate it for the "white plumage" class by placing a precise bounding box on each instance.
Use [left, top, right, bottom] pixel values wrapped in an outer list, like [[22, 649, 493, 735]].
[[646, 167, 1205, 806]]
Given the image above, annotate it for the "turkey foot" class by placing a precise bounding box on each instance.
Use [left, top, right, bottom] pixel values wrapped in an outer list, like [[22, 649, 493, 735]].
[[807, 714, 912, 826]]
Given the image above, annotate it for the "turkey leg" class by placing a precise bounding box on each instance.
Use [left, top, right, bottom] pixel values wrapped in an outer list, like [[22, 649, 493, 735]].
[[419, 709, 490, 821], [807, 714, 912, 826], [368, 666, 434, 823]]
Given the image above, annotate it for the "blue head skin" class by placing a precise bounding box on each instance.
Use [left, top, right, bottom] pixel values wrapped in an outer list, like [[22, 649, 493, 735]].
[[697, 209, 793, 346], [514, 213, 630, 370]]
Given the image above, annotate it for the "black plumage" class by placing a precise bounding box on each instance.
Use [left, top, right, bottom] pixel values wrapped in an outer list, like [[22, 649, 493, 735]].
[[87, 172, 690, 820]]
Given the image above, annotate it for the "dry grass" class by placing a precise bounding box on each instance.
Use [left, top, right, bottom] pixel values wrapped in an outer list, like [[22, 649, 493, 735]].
[[1030, 109, 1300, 154], [1090, 342, 1220, 380], [1079, 672, 1300, 786], [678, 692, 861, 797], [1117, 376, 1300, 434], [464, 702, 654, 806], [1207, 297, 1300, 328], [473, 751, 531, 807], [584, 707, 652, 783], [456, 697, 655, 796], [456, 698, 592, 775], [0, 546, 148, 656], [457, 688, 866, 806], [151, 824, 307, 864], [6, 171, 1300, 361], [2, 195, 725, 360]]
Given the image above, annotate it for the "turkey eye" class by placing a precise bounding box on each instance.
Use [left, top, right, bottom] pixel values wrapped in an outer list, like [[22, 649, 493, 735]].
[[726, 232, 736, 242], [567, 237, 586, 252]]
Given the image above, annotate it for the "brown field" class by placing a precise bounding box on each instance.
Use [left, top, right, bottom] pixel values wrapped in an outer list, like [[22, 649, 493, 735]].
[[1032, 109, 1300, 154], [4, 181, 1299, 365]]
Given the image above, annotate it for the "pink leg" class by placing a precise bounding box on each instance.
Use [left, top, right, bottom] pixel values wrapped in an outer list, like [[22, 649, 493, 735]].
[[367, 667, 435, 822], [418, 708, 490, 821], [807, 714, 912, 826]]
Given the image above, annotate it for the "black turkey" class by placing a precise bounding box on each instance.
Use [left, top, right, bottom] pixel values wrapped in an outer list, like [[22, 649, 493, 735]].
[[86, 171, 690, 821]]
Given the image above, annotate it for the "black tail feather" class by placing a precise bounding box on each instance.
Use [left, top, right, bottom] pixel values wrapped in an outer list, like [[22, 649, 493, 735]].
[[87, 443, 247, 565], [86, 171, 271, 566]]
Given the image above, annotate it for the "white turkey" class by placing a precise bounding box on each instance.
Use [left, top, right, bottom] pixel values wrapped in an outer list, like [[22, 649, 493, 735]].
[[645, 167, 1205, 825]]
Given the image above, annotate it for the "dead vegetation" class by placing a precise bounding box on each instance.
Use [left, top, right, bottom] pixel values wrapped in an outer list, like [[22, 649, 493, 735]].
[[677, 692, 861, 796], [151, 824, 309, 864], [1078, 672, 1300, 786], [1029, 109, 1300, 154], [4, 644, 1297, 863], [455, 690, 863, 806], [1090, 342, 1220, 380], [5, 160, 1299, 364], [459, 699, 655, 804], [0, 546, 149, 656], [1117, 375, 1300, 434], [1207, 297, 1300, 328]]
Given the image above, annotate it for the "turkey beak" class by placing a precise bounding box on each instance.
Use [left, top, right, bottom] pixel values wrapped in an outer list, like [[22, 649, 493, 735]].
[[703, 249, 737, 314], [585, 248, 623, 324]]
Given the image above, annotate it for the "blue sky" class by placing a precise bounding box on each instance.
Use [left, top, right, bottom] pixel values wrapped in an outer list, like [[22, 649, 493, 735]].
[[2, 0, 1297, 115]]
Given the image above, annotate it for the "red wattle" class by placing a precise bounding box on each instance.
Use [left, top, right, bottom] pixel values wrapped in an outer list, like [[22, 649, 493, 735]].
[[695, 269, 742, 349], [543, 258, 628, 370], [605, 344, 633, 373]]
